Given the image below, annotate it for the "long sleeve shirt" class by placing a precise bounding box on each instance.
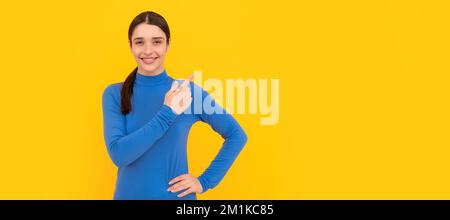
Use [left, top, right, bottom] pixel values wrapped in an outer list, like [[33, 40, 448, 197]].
[[101, 69, 247, 200]]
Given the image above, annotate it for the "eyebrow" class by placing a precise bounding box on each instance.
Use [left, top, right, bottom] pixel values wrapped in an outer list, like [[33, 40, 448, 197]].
[[132, 37, 165, 41]]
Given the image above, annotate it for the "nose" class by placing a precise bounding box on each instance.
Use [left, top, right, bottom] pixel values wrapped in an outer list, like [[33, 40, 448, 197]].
[[143, 43, 154, 55]]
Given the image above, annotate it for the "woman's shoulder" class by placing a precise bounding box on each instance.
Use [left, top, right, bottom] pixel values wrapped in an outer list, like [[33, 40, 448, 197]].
[[102, 82, 123, 101], [104, 82, 123, 92]]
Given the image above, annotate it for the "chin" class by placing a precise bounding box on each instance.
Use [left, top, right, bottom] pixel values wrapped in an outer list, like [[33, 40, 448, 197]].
[[139, 64, 162, 75]]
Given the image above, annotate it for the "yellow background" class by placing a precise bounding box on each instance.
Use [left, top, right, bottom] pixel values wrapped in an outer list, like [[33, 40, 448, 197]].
[[0, 0, 449, 199]]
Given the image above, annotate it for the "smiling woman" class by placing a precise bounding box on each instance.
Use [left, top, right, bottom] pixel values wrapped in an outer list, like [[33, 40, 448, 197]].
[[101, 11, 248, 200], [129, 20, 168, 77]]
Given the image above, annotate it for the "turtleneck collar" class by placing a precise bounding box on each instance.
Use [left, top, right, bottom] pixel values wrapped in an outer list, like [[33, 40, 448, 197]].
[[135, 69, 170, 86]]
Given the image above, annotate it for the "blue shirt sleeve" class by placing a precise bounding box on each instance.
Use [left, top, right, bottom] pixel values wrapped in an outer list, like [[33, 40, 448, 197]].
[[193, 84, 248, 193], [102, 84, 178, 168]]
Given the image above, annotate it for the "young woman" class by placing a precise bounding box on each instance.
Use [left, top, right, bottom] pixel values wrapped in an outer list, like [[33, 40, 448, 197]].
[[102, 11, 248, 200]]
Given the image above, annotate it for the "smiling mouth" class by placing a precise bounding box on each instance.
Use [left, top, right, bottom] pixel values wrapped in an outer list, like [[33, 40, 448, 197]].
[[141, 57, 158, 64]]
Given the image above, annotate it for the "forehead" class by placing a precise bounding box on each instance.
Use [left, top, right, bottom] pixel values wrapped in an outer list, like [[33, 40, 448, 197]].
[[132, 23, 166, 39]]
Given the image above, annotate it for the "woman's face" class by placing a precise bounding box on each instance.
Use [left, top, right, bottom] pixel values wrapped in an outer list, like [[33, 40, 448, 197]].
[[130, 23, 169, 76]]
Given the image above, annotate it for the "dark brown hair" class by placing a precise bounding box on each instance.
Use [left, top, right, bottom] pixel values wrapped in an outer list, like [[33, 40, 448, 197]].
[[121, 11, 171, 114]]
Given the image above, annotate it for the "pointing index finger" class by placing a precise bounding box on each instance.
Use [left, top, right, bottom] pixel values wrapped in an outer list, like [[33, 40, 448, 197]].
[[180, 73, 194, 88]]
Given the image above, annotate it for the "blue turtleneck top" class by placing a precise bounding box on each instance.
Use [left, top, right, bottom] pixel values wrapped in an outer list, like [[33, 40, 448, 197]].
[[101, 70, 247, 200]]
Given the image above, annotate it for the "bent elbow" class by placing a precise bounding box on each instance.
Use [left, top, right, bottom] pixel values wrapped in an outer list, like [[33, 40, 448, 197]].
[[110, 155, 126, 169], [234, 127, 248, 148], [240, 129, 248, 146], [107, 142, 130, 169]]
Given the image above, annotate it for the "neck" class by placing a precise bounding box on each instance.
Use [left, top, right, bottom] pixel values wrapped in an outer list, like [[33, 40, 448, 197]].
[[137, 66, 165, 76], [135, 69, 169, 86]]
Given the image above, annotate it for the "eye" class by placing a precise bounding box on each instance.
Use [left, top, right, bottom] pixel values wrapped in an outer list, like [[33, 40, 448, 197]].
[[153, 40, 162, 45], [134, 41, 143, 45]]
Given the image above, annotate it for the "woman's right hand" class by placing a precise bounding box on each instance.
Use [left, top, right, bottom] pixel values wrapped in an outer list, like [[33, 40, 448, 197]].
[[164, 75, 193, 115]]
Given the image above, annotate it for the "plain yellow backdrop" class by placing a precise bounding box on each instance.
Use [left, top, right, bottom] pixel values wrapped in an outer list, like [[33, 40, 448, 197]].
[[0, 0, 449, 199]]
